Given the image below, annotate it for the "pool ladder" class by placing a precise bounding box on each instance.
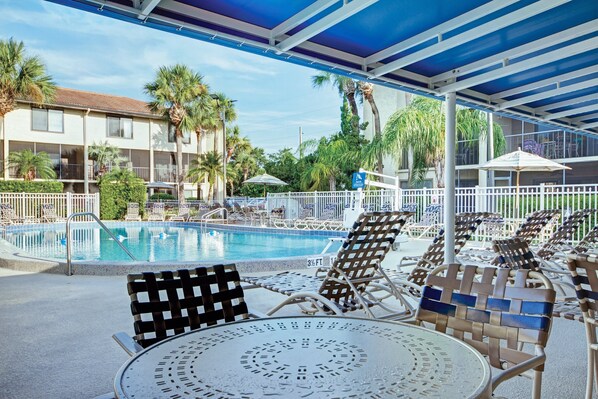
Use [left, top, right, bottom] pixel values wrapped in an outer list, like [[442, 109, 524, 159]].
[[65, 212, 137, 276], [198, 208, 228, 232]]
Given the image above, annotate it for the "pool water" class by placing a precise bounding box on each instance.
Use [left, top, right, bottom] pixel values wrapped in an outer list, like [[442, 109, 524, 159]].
[[3, 223, 343, 262]]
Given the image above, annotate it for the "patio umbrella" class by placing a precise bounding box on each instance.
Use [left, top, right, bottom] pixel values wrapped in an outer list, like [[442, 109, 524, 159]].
[[243, 173, 287, 196], [480, 148, 571, 211], [146, 181, 175, 190]]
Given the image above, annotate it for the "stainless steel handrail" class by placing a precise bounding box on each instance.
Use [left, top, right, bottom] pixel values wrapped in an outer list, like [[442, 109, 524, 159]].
[[198, 208, 228, 230], [65, 212, 137, 276]]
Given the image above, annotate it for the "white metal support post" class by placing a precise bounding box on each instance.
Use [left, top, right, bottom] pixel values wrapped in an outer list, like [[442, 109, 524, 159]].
[[444, 92, 457, 263]]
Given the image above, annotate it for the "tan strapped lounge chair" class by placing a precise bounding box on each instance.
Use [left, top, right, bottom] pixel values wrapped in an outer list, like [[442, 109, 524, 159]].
[[0, 204, 25, 225], [168, 203, 190, 222], [41, 203, 66, 223], [392, 212, 490, 288], [241, 211, 414, 319], [147, 202, 165, 221], [124, 202, 142, 221], [112, 264, 260, 356], [566, 254, 598, 399], [416, 263, 555, 399], [513, 209, 561, 245], [403, 203, 442, 239]]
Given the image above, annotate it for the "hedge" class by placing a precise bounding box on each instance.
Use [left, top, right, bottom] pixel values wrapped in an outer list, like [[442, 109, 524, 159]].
[[98, 170, 146, 220], [0, 180, 63, 193]]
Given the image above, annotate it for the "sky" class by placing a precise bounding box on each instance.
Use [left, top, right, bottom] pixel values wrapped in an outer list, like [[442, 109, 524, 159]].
[[0, 0, 346, 154]]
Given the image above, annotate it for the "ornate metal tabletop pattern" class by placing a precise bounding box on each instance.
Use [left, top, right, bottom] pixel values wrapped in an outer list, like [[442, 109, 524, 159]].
[[115, 317, 490, 399]]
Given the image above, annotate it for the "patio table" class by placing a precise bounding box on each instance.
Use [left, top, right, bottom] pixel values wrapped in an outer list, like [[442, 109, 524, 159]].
[[114, 316, 491, 399]]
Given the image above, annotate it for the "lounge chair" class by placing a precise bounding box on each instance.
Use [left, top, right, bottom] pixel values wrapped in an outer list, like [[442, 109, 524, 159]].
[[293, 204, 316, 229], [403, 203, 442, 238], [112, 264, 260, 356], [41, 203, 65, 223], [0, 204, 25, 225], [168, 203, 190, 222], [124, 202, 142, 221], [147, 202, 165, 222], [416, 263, 555, 399], [315, 204, 344, 230], [241, 211, 414, 319], [188, 203, 211, 222], [390, 212, 490, 288]]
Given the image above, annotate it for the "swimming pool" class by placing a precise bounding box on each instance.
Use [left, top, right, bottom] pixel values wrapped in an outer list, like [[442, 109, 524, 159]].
[[2, 222, 344, 263]]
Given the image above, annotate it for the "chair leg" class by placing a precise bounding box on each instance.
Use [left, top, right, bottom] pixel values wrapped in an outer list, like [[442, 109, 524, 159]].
[[532, 370, 542, 399], [584, 323, 596, 399]]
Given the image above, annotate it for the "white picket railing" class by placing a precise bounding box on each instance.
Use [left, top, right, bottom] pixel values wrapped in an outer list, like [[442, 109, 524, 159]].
[[0, 192, 100, 221], [267, 183, 598, 241]]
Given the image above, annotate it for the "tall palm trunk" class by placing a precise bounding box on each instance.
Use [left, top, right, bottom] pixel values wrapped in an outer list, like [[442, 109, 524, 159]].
[[328, 176, 336, 191], [343, 80, 359, 134], [360, 82, 383, 174], [195, 129, 203, 199]]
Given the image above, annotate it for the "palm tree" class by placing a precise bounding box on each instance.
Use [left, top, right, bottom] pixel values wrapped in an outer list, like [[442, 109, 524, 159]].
[[382, 96, 505, 187], [300, 137, 353, 191], [8, 149, 56, 180], [88, 141, 126, 177], [187, 151, 224, 202], [145, 64, 208, 200], [358, 81, 383, 174], [187, 91, 215, 157], [0, 38, 56, 174], [225, 125, 250, 163], [311, 72, 360, 134], [209, 92, 237, 151]]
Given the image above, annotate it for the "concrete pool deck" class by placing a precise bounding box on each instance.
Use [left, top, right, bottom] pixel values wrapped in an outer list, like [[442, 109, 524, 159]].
[[0, 238, 589, 399]]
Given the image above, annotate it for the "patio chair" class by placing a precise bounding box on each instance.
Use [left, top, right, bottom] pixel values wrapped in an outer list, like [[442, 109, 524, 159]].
[[416, 263, 555, 399], [124, 202, 142, 221], [534, 209, 596, 264], [575, 225, 598, 253], [0, 204, 25, 225], [41, 203, 66, 223], [566, 253, 598, 399], [168, 203, 190, 222], [403, 203, 442, 239], [513, 209, 561, 245], [241, 211, 415, 319], [293, 204, 317, 229], [188, 203, 212, 222], [315, 203, 344, 230], [147, 202, 165, 222], [392, 212, 490, 288], [113, 264, 260, 356]]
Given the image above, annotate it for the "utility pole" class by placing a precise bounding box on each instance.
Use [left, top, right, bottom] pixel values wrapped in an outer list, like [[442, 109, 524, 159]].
[[299, 127, 303, 159]]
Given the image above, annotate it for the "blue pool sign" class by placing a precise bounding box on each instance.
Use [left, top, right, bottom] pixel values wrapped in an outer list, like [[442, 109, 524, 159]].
[[352, 172, 366, 189]]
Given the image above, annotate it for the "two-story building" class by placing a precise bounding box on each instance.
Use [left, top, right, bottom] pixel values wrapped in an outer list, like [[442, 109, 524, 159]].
[[363, 85, 598, 188], [0, 87, 223, 199]]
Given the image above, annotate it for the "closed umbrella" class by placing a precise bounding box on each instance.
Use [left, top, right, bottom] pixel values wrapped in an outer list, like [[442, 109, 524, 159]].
[[243, 173, 287, 196], [480, 148, 571, 211]]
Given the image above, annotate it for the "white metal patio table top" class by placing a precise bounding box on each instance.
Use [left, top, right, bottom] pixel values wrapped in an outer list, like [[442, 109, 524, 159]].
[[114, 316, 490, 398]]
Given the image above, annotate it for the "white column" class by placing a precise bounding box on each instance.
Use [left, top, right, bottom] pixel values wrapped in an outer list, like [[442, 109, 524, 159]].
[[149, 120, 155, 182], [2, 117, 8, 180], [83, 109, 90, 194], [487, 112, 494, 187], [444, 92, 457, 264]]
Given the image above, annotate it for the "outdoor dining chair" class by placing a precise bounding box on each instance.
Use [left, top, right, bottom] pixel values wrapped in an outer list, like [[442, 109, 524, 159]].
[[416, 263, 556, 399], [146, 202, 165, 222], [566, 253, 598, 399], [112, 264, 260, 356], [241, 211, 415, 319], [167, 203, 190, 222], [124, 202, 141, 221]]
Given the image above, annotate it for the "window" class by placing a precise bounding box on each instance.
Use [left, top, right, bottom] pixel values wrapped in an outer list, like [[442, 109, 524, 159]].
[[32, 108, 63, 132], [107, 116, 133, 138], [168, 124, 191, 144]]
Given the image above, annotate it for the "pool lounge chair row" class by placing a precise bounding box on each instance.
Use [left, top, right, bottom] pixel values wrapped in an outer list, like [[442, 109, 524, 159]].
[[0, 203, 65, 225]]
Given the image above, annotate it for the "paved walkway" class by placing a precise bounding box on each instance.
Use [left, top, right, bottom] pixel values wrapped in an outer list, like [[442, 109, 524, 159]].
[[0, 240, 588, 398]]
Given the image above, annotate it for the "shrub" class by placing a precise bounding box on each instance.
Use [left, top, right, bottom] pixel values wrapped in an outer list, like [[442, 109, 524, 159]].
[[98, 169, 146, 220], [0, 180, 63, 193], [149, 193, 175, 201]]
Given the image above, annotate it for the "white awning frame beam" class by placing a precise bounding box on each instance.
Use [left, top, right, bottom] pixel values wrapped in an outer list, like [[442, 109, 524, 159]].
[[535, 94, 598, 113], [364, 0, 520, 65], [137, 0, 162, 19], [439, 37, 598, 95], [370, 0, 569, 78], [572, 112, 598, 123], [498, 77, 598, 110], [276, 0, 378, 53], [543, 104, 598, 121], [270, 0, 339, 43]]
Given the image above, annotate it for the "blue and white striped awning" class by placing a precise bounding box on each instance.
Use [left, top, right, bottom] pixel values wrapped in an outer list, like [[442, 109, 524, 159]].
[[46, 0, 598, 134]]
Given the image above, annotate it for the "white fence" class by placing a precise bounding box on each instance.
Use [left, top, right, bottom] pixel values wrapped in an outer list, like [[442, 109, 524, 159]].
[[267, 183, 598, 241], [0, 192, 100, 220]]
